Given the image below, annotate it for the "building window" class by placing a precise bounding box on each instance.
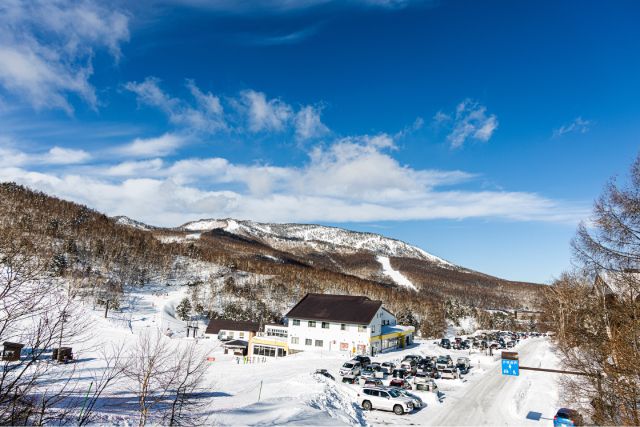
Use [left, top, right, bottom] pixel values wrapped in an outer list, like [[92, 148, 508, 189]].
[[358, 325, 367, 333], [292, 319, 300, 326], [305, 338, 312, 346], [308, 321, 316, 328], [228, 331, 234, 338], [291, 337, 299, 344], [239, 332, 245, 338], [315, 340, 323, 347], [341, 323, 346, 331], [253, 345, 277, 357], [322, 322, 329, 329], [266, 328, 287, 338], [371, 326, 375, 334]]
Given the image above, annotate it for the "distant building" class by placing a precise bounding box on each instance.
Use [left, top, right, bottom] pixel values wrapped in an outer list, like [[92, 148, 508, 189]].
[[283, 293, 414, 356], [205, 319, 260, 341], [249, 324, 289, 357], [0, 342, 24, 362], [222, 339, 249, 356]]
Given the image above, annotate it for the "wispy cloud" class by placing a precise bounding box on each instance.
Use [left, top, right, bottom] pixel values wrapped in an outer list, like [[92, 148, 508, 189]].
[[294, 105, 330, 140], [126, 79, 331, 141], [0, 0, 129, 113], [125, 78, 226, 133], [237, 90, 293, 132], [438, 99, 498, 148], [44, 146, 91, 165], [114, 133, 187, 158], [553, 117, 591, 138], [244, 26, 320, 46]]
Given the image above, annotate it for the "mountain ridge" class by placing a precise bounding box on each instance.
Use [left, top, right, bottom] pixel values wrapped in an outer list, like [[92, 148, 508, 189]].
[[178, 218, 454, 268]]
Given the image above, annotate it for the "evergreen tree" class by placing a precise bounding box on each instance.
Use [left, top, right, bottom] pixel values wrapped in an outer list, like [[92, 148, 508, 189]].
[[176, 297, 192, 321]]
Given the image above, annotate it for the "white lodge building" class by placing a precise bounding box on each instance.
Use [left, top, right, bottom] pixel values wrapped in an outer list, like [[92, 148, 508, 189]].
[[284, 293, 414, 356]]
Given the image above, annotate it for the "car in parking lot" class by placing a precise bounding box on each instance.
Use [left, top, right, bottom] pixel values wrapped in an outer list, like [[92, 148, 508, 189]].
[[352, 355, 371, 366], [363, 378, 384, 387], [358, 387, 415, 415], [414, 378, 438, 392], [436, 355, 453, 370], [340, 361, 361, 376], [390, 387, 424, 409], [553, 408, 584, 426], [400, 359, 417, 374], [360, 365, 376, 380], [440, 367, 460, 379], [380, 362, 395, 375], [440, 338, 451, 349], [392, 368, 409, 378], [389, 378, 413, 390], [456, 357, 471, 369], [342, 374, 359, 384]]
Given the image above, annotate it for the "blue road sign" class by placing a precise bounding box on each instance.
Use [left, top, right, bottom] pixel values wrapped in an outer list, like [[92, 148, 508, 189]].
[[502, 359, 519, 376]]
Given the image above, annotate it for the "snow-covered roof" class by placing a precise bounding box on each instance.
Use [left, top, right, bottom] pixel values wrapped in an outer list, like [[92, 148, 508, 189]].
[[595, 270, 640, 297]]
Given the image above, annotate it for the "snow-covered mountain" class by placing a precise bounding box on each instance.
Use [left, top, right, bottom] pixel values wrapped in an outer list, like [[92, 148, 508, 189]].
[[179, 218, 454, 268], [113, 215, 156, 231]]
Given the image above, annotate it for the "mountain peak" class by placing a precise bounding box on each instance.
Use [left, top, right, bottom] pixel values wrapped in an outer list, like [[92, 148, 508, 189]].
[[179, 218, 454, 267]]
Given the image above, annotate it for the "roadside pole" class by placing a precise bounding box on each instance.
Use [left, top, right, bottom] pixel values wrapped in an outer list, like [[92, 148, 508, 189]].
[[258, 380, 263, 402], [501, 351, 597, 377]]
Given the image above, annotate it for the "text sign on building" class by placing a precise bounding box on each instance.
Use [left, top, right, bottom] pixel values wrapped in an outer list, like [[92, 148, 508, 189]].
[[501, 351, 519, 376]]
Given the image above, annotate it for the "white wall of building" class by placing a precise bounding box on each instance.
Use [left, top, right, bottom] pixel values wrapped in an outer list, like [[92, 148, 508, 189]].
[[286, 307, 396, 355]]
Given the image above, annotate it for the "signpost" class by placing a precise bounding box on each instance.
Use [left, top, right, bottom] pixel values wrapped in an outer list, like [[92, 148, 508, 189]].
[[501, 351, 519, 376], [501, 350, 598, 378]]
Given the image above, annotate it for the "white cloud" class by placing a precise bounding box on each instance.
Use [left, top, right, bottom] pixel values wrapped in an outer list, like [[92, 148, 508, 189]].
[[239, 90, 293, 132], [0, 136, 587, 227], [114, 133, 187, 158], [0, 0, 129, 113], [294, 105, 330, 140], [45, 146, 91, 164], [125, 80, 329, 140], [125, 78, 226, 133], [438, 99, 498, 148], [105, 159, 165, 177], [553, 117, 591, 137]]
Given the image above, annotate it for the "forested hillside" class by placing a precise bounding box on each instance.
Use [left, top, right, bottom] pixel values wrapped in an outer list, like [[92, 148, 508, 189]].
[[0, 183, 543, 335]]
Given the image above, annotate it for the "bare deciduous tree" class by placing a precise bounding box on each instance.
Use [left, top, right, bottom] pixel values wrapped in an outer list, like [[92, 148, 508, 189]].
[[543, 153, 640, 425]]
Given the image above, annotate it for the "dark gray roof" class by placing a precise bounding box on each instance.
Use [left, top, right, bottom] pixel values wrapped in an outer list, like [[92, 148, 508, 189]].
[[285, 293, 382, 325], [205, 319, 260, 335]]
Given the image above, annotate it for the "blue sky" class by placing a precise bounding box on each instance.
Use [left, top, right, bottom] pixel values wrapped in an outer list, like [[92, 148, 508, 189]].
[[1, 0, 639, 283]]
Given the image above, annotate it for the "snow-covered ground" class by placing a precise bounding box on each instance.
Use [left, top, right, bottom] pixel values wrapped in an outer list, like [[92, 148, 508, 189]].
[[40, 281, 562, 426], [376, 255, 417, 291]]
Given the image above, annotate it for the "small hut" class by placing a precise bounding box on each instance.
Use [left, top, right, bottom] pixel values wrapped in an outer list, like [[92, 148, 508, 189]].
[[0, 342, 24, 362], [223, 340, 249, 356], [52, 347, 74, 363]]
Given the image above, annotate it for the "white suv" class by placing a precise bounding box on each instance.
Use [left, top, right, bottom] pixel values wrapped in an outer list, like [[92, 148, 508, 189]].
[[339, 361, 361, 376], [440, 367, 460, 379], [358, 387, 414, 415]]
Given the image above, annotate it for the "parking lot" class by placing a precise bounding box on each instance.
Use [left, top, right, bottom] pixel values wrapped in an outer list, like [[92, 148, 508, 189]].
[[311, 331, 559, 425]]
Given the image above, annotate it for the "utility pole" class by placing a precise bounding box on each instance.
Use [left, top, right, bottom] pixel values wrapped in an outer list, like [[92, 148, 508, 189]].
[[59, 309, 69, 348]]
